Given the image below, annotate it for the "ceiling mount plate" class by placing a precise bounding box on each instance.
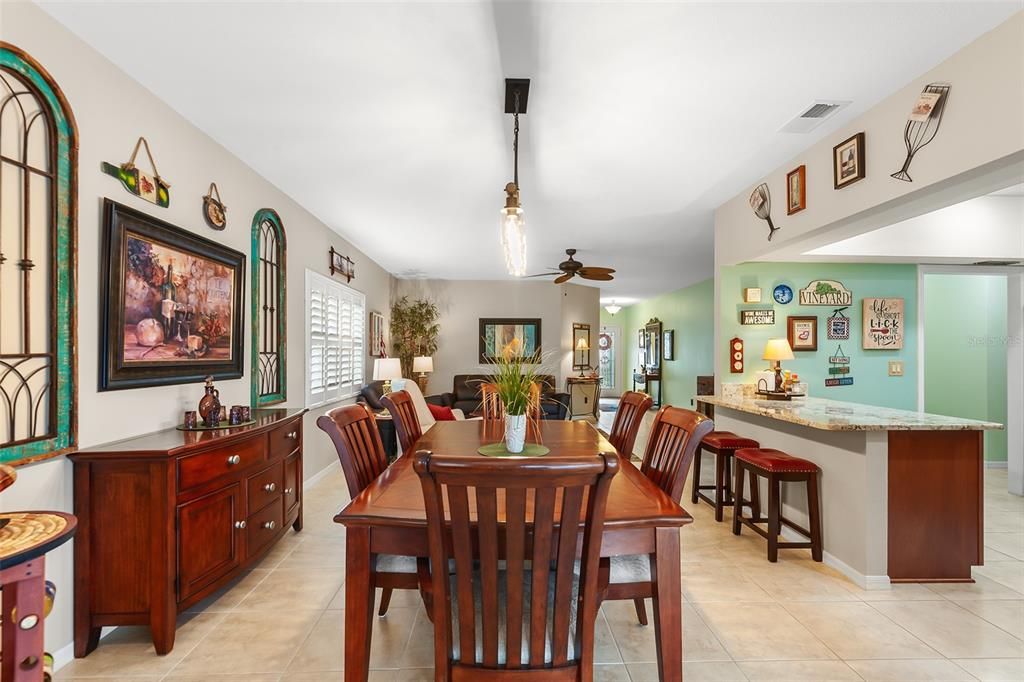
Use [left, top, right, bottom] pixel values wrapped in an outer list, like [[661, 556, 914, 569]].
[[504, 78, 530, 114]]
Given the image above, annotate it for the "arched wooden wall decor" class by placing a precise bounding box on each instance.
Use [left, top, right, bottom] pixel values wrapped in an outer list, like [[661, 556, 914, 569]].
[[0, 43, 78, 465], [251, 208, 286, 406]]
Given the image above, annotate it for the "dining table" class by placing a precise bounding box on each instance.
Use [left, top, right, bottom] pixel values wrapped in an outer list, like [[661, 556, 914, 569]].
[[335, 418, 692, 681]]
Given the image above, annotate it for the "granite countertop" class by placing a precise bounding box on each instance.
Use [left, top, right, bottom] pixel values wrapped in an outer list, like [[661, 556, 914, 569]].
[[695, 394, 1004, 432]]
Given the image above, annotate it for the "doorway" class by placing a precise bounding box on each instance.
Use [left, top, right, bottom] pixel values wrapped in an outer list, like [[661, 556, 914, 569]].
[[920, 267, 1022, 494], [599, 325, 621, 398]]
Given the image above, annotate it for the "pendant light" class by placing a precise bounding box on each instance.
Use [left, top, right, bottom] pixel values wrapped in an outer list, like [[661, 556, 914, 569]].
[[604, 301, 622, 316], [501, 79, 530, 277]]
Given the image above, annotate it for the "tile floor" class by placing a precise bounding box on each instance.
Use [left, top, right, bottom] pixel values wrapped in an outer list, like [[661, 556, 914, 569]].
[[56, 410, 1024, 681]]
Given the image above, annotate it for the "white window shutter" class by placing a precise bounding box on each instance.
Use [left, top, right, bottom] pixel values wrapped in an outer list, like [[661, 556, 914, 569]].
[[306, 270, 367, 408]]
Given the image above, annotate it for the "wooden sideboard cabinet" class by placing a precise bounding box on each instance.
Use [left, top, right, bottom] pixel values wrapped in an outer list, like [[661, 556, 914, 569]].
[[69, 408, 307, 657]]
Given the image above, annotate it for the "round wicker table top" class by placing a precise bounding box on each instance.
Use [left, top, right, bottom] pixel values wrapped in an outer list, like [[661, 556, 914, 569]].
[[0, 511, 76, 570]]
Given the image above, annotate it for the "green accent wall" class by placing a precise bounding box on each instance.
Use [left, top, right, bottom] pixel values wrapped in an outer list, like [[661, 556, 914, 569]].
[[600, 278, 715, 408], [719, 262, 919, 410], [924, 274, 1008, 461]]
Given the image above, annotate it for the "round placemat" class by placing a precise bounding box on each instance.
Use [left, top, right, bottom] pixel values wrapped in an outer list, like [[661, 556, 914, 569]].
[[477, 442, 550, 458]]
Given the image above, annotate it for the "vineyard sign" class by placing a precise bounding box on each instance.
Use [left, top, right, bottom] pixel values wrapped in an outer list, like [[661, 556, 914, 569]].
[[799, 280, 853, 306]]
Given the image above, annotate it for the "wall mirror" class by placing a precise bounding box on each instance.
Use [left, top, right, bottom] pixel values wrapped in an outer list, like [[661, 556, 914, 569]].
[[572, 323, 591, 370], [644, 318, 662, 372]]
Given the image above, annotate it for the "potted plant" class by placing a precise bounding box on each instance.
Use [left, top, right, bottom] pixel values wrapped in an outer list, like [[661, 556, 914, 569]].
[[488, 338, 544, 453], [390, 297, 440, 378]]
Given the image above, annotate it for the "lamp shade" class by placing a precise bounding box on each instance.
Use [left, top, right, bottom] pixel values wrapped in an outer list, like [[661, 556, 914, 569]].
[[412, 356, 433, 373], [575, 337, 590, 351], [762, 339, 795, 361], [373, 357, 403, 381]]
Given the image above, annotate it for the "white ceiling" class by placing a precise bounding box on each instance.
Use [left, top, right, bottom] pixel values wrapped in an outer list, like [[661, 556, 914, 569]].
[[39, 1, 1022, 300]]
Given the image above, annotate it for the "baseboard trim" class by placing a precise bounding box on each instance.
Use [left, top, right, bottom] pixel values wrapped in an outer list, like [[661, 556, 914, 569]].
[[778, 526, 890, 590], [304, 459, 339, 488]]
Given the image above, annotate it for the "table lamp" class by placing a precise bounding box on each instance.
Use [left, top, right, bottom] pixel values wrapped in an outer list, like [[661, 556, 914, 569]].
[[412, 356, 433, 393], [373, 358, 403, 394], [575, 336, 590, 376], [762, 339, 794, 392]]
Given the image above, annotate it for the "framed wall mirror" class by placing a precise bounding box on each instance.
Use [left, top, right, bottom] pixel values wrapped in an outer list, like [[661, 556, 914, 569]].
[[644, 318, 662, 372], [572, 323, 591, 371]]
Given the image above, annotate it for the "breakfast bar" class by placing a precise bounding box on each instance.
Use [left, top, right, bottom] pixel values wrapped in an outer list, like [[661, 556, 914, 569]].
[[696, 393, 1004, 588]]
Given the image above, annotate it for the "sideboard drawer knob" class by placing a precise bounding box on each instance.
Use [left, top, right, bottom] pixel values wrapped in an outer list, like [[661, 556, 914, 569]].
[[262, 520, 276, 530], [284, 487, 294, 494], [263, 482, 276, 493], [234, 520, 247, 530], [226, 454, 241, 466], [286, 431, 298, 440]]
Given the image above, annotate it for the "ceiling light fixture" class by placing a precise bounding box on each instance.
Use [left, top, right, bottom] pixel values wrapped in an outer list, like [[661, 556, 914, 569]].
[[604, 301, 622, 316], [501, 78, 530, 277]]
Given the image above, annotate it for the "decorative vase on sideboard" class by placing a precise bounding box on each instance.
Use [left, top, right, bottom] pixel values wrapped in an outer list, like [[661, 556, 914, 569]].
[[505, 413, 527, 453]]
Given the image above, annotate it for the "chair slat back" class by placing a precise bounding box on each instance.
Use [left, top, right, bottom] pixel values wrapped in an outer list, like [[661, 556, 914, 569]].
[[640, 406, 715, 502], [414, 452, 618, 676], [480, 383, 504, 421], [316, 403, 389, 498], [607, 391, 654, 458], [381, 390, 423, 455]]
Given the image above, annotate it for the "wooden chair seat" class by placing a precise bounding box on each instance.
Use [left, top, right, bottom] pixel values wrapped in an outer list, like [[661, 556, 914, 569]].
[[450, 568, 579, 666]]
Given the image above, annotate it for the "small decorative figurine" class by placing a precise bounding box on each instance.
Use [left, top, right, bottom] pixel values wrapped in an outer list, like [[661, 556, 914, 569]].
[[198, 375, 222, 426]]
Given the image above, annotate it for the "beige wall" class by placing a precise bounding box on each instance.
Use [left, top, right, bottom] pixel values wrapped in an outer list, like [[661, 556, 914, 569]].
[[392, 279, 601, 394], [0, 2, 393, 659]]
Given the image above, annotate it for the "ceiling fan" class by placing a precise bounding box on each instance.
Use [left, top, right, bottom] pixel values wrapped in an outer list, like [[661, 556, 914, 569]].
[[525, 249, 615, 284]]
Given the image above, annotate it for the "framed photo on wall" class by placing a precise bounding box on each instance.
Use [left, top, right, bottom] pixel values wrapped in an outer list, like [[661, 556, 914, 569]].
[[479, 318, 542, 363], [787, 316, 818, 352], [663, 329, 675, 361], [100, 199, 246, 390], [786, 165, 806, 214], [833, 132, 866, 189]]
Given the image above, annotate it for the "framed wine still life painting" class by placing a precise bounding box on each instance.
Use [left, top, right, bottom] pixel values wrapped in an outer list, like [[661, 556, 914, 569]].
[[100, 199, 246, 390]]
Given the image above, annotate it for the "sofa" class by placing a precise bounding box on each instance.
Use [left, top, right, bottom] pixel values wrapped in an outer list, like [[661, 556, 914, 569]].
[[434, 374, 570, 420]]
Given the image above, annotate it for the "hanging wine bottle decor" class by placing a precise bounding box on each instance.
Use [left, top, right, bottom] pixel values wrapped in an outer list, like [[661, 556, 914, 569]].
[[891, 82, 950, 182], [101, 136, 171, 207], [749, 183, 780, 241]]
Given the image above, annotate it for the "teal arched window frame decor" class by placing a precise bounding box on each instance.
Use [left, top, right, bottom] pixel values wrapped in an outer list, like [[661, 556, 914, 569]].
[[0, 43, 78, 465], [251, 209, 287, 406]]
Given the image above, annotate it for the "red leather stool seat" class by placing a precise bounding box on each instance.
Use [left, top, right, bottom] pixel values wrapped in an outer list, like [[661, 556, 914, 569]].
[[701, 431, 759, 450], [735, 448, 817, 473]]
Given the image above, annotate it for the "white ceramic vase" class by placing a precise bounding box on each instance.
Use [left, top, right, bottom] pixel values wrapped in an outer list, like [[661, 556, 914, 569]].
[[505, 414, 527, 454]]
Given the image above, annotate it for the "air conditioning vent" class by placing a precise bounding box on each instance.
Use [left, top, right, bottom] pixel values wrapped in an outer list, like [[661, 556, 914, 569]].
[[972, 260, 1022, 266], [779, 100, 851, 134]]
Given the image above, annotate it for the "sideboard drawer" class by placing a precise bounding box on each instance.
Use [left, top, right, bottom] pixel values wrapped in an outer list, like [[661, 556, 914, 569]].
[[178, 437, 265, 491], [269, 419, 301, 459], [247, 460, 283, 515], [246, 497, 284, 559]]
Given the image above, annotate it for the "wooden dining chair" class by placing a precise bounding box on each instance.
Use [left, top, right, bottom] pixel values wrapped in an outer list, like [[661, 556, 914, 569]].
[[601, 405, 714, 625], [480, 382, 504, 421], [414, 450, 619, 681], [316, 403, 429, 617], [606, 391, 654, 459], [381, 389, 423, 455]]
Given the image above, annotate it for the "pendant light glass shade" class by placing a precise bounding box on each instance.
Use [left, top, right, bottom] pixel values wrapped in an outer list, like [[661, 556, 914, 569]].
[[604, 301, 622, 315], [501, 182, 527, 276]]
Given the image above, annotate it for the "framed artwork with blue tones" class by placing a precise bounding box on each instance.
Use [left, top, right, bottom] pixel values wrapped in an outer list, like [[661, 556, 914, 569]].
[[479, 318, 541, 363], [773, 284, 794, 305]]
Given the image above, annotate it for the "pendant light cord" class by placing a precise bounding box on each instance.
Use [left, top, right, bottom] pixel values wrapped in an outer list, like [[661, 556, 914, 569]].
[[513, 90, 520, 188]]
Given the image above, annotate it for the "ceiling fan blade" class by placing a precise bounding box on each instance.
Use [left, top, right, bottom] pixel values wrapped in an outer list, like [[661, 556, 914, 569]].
[[578, 266, 616, 276], [554, 272, 574, 284], [580, 272, 614, 281], [522, 272, 559, 278]]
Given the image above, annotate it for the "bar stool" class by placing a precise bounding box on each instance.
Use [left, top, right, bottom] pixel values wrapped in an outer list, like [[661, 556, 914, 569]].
[[691, 431, 760, 522], [731, 448, 822, 563]]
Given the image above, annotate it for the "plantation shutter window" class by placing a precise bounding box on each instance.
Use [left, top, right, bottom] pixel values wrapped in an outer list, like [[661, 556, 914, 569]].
[[306, 270, 365, 407]]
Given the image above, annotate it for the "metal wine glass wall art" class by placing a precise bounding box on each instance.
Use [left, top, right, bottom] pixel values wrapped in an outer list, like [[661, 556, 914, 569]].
[[749, 183, 780, 241], [892, 83, 950, 182]]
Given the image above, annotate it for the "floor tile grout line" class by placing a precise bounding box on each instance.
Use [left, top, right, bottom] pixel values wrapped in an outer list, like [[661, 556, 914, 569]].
[[156, 608, 233, 681], [948, 598, 1024, 643], [854, 598, 954, 661]]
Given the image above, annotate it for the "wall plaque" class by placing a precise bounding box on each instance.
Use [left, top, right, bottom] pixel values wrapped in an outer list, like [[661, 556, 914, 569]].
[[740, 309, 775, 325], [799, 280, 853, 306], [863, 297, 904, 350]]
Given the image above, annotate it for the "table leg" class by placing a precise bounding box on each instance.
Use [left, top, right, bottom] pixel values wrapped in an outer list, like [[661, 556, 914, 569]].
[[651, 527, 682, 682], [345, 527, 374, 682], [1, 557, 46, 682]]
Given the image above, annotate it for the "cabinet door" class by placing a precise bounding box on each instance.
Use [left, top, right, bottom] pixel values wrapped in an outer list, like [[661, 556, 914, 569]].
[[283, 451, 301, 517], [177, 483, 242, 600]]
